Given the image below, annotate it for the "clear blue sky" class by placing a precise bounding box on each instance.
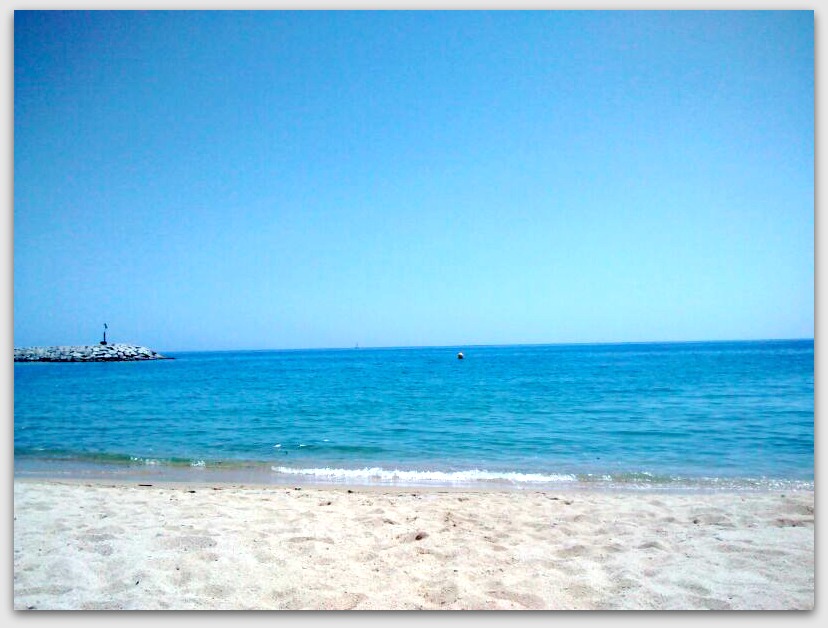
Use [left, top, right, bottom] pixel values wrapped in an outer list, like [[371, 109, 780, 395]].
[[13, 10, 814, 351]]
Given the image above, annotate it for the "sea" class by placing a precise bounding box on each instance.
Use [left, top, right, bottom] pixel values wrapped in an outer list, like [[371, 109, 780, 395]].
[[13, 340, 814, 492]]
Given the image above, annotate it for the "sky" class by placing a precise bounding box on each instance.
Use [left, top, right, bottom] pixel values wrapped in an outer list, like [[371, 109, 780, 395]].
[[12, 10, 814, 351]]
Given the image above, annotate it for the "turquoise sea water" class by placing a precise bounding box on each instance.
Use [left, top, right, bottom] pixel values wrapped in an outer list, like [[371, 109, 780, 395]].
[[14, 340, 814, 491]]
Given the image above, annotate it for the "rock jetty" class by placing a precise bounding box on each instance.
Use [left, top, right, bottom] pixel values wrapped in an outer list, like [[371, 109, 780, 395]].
[[14, 344, 172, 362]]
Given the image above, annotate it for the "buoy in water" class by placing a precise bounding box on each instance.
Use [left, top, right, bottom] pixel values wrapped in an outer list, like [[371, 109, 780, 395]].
[[457, 352, 464, 360]]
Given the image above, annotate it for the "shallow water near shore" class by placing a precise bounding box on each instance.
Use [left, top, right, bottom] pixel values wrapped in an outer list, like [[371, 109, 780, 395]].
[[14, 340, 814, 491]]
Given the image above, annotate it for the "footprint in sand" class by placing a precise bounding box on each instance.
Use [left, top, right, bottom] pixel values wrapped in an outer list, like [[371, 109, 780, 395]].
[[286, 536, 336, 546], [317, 592, 367, 610], [161, 535, 218, 551], [425, 583, 459, 607], [92, 544, 114, 556], [557, 543, 589, 558], [486, 589, 545, 610]]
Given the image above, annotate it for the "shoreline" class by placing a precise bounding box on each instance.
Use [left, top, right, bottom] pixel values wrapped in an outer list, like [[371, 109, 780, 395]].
[[13, 478, 814, 610], [13, 457, 815, 495], [12, 472, 816, 496]]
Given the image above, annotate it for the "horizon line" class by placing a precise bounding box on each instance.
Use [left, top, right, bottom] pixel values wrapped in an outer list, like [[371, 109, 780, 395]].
[[131, 337, 816, 354]]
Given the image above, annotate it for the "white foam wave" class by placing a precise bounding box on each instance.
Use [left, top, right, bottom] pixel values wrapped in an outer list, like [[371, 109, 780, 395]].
[[130, 456, 160, 466], [270, 466, 577, 484]]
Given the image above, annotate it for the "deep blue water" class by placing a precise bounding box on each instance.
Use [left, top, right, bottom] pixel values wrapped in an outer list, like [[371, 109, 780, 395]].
[[14, 340, 814, 490]]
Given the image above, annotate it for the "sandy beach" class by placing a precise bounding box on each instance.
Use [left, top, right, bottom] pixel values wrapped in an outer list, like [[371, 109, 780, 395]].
[[12, 479, 813, 611]]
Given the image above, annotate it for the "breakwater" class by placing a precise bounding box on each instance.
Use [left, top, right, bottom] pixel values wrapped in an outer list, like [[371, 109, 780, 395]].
[[14, 344, 172, 362]]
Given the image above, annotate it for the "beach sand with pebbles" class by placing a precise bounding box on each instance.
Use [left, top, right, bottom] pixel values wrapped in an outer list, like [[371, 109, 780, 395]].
[[12, 479, 813, 611]]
